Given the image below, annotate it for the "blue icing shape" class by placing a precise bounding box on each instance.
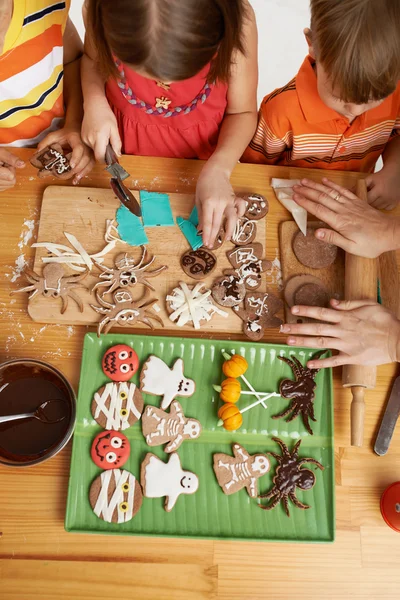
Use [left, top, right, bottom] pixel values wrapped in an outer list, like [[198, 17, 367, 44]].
[[176, 217, 203, 250], [140, 191, 174, 227], [188, 205, 199, 226], [116, 205, 149, 246]]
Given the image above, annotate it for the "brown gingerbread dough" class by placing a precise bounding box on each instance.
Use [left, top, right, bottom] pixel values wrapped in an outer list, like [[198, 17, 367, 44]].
[[180, 248, 217, 280], [293, 226, 337, 269], [293, 283, 330, 308], [284, 274, 329, 308]]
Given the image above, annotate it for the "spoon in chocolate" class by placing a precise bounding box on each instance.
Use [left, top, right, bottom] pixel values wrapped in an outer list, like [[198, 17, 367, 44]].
[[0, 399, 67, 425]]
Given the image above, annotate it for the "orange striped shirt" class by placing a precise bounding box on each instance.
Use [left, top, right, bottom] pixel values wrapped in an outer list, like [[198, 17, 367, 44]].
[[242, 55, 400, 172]]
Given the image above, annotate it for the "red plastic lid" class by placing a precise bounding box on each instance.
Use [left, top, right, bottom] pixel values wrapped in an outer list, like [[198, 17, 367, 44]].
[[380, 482, 400, 533], [102, 345, 139, 381], [91, 430, 130, 469]]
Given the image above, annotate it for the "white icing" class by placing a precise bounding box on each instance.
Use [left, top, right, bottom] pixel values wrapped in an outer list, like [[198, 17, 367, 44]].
[[93, 469, 136, 523], [215, 445, 270, 498], [271, 178, 307, 235], [141, 357, 195, 410], [142, 401, 201, 452], [230, 247, 258, 265], [142, 453, 199, 511], [232, 219, 256, 244], [167, 282, 228, 329], [94, 382, 142, 430]]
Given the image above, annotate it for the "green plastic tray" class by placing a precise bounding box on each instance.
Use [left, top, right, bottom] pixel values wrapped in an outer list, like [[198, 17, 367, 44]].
[[65, 333, 335, 542]]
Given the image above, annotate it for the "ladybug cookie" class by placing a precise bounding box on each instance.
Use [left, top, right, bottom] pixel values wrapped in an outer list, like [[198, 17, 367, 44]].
[[102, 344, 139, 382], [91, 430, 130, 470]]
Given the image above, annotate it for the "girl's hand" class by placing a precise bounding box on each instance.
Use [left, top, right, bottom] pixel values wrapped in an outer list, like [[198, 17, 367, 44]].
[[38, 127, 94, 185], [280, 299, 400, 369], [81, 99, 122, 163], [292, 178, 398, 258], [0, 149, 25, 191], [196, 162, 246, 248]]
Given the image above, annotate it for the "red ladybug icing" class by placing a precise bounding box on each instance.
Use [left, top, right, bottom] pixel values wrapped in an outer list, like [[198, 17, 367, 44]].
[[91, 430, 130, 469], [102, 344, 139, 381]]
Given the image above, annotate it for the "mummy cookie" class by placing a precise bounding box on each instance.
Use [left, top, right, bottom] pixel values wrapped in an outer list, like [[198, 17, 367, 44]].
[[293, 226, 338, 269], [102, 344, 139, 382], [166, 282, 228, 329], [140, 356, 195, 410], [213, 443, 270, 498], [180, 248, 217, 280], [211, 274, 246, 307], [30, 143, 72, 179], [89, 468, 143, 523], [91, 430, 130, 470], [233, 291, 283, 340], [241, 193, 269, 220], [142, 401, 202, 453], [231, 217, 257, 246], [141, 452, 199, 512], [227, 243, 271, 290], [91, 382, 144, 430]]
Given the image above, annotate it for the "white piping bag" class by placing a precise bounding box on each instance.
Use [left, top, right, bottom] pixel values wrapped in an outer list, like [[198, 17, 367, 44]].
[[271, 178, 307, 235]]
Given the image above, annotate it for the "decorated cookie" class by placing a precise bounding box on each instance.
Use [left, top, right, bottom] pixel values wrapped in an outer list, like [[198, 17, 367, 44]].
[[140, 452, 199, 512], [213, 443, 270, 498], [241, 193, 269, 220], [30, 143, 72, 179], [166, 282, 228, 329], [140, 356, 195, 410], [180, 248, 217, 280], [292, 226, 338, 269], [231, 217, 257, 246], [102, 345, 139, 381], [89, 468, 143, 523], [211, 274, 246, 307], [227, 243, 271, 290], [142, 401, 202, 453], [91, 430, 130, 469], [91, 381, 144, 430], [210, 226, 225, 250], [233, 291, 283, 341], [258, 438, 324, 516]]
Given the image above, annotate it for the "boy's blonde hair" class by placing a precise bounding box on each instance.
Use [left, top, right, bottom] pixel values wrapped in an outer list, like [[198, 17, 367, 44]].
[[310, 0, 400, 104]]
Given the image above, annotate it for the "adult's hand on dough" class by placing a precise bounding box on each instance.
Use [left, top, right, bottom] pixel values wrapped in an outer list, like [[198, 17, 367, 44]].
[[292, 178, 398, 258], [280, 299, 400, 369]]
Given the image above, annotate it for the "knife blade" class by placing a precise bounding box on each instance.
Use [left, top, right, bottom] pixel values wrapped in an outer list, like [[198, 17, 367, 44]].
[[374, 375, 400, 456], [105, 143, 142, 217]]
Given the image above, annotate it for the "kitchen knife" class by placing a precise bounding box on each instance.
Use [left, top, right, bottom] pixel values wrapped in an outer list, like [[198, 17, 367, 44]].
[[105, 143, 142, 217], [374, 375, 400, 456]]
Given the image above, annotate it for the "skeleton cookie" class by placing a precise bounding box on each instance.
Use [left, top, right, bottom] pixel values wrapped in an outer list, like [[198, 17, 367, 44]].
[[231, 217, 257, 246], [142, 401, 202, 453], [91, 381, 144, 430], [227, 243, 271, 290], [213, 443, 270, 498], [141, 452, 199, 512], [89, 468, 143, 523], [241, 193, 269, 220], [30, 143, 72, 179], [140, 356, 195, 410], [233, 291, 283, 341]]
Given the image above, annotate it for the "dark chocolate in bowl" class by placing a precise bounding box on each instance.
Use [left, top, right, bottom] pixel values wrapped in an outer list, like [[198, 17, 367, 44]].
[[0, 359, 76, 466]]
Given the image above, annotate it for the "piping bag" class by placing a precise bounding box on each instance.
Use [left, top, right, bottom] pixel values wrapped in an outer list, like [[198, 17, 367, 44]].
[[271, 178, 307, 235]]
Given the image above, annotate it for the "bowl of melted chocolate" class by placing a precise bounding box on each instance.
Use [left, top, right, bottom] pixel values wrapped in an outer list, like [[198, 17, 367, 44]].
[[0, 359, 76, 467]]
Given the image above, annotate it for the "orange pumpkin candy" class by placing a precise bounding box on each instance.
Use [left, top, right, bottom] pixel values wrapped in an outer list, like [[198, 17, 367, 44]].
[[219, 378, 241, 403], [222, 354, 248, 378], [217, 403, 243, 431]]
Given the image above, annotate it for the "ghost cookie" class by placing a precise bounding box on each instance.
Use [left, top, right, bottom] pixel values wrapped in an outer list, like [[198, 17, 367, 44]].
[[233, 291, 283, 341], [241, 193, 269, 220], [91, 381, 144, 430], [141, 452, 199, 512], [227, 243, 272, 290], [89, 468, 143, 523], [231, 217, 257, 246], [180, 248, 217, 280], [293, 226, 338, 269], [213, 443, 270, 498], [30, 143, 72, 179], [211, 274, 246, 307], [91, 430, 130, 470], [142, 401, 202, 453], [140, 356, 195, 410], [102, 344, 139, 382]]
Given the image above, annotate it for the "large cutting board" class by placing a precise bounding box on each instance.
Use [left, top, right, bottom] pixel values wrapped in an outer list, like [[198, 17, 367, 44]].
[[29, 186, 267, 335]]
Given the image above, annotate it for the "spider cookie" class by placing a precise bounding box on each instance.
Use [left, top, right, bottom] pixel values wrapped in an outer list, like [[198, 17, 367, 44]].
[[30, 143, 72, 179], [141, 452, 199, 512], [293, 226, 338, 269], [180, 248, 217, 280], [102, 345, 140, 381], [89, 468, 143, 523], [91, 430, 130, 470], [227, 243, 271, 290], [241, 193, 269, 220], [142, 401, 202, 453], [233, 291, 283, 341], [213, 443, 270, 498], [91, 381, 144, 430], [140, 356, 195, 410], [211, 274, 246, 307], [258, 438, 324, 516], [231, 217, 257, 246]]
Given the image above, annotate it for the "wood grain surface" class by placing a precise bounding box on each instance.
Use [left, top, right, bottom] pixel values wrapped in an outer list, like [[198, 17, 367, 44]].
[[1, 150, 400, 600]]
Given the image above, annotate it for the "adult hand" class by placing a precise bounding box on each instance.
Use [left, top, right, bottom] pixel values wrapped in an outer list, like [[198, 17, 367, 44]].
[[39, 127, 94, 185], [280, 299, 400, 369], [366, 166, 400, 211], [292, 178, 398, 258], [195, 162, 246, 248], [81, 98, 122, 163], [0, 149, 25, 191]]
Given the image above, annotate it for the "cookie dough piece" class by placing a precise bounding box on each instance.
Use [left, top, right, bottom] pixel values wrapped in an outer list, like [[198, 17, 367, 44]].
[[284, 275, 329, 308], [231, 217, 257, 246], [91, 381, 144, 430], [180, 248, 217, 280], [293, 226, 338, 269], [213, 443, 270, 497], [89, 469, 143, 523], [211, 274, 246, 307], [227, 243, 271, 290], [30, 143, 72, 179], [294, 282, 330, 308], [241, 193, 269, 220], [233, 291, 283, 341]]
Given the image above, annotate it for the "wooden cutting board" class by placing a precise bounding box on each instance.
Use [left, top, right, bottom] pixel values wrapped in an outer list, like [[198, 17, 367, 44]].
[[279, 220, 345, 323], [28, 186, 267, 335]]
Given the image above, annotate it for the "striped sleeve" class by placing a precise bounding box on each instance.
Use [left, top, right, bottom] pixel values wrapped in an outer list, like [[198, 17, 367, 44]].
[[242, 103, 292, 165]]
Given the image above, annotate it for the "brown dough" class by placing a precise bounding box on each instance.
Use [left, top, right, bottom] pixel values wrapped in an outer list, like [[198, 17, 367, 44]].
[[180, 248, 217, 280], [211, 274, 246, 307], [293, 226, 337, 269], [240, 193, 269, 220], [284, 274, 329, 308], [294, 283, 330, 308], [30, 143, 72, 180], [233, 291, 283, 341]]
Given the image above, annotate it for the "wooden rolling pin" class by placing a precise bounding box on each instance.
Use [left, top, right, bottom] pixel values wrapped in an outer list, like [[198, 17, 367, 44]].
[[342, 180, 377, 447]]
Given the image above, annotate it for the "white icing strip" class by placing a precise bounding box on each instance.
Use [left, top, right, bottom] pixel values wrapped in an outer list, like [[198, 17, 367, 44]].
[[125, 383, 141, 421], [125, 474, 135, 521], [64, 232, 93, 270], [94, 470, 112, 519]]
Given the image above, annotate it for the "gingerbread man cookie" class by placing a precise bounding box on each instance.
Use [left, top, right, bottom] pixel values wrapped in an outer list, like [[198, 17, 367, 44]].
[[142, 401, 202, 453], [89, 468, 143, 523], [227, 243, 271, 290], [140, 356, 195, 410], [30, 143, 72, 179], [180, 248, 217, 280], [213, 443, 270, 498], [91, 381, 144, 430], [233, 291, 283, 341]]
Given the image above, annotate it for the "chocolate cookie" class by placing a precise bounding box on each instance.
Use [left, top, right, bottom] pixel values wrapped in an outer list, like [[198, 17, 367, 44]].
[[293, 226, 337, 269], [227, 243, 271, 290], [30, 143, 72, 179], [180, 248, 217, 280], [293, 282, 330, 308], [241, 193, 269, 220], [89, 469, 143, 523], [211, 274, 246, 307], [284, 275, 329, 308], [233, 291, 283, 341], [231, 217, 257, 246], [210, 226, 225, 250]]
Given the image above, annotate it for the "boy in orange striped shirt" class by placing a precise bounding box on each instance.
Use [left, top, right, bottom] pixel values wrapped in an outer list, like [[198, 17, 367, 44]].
[[0, 1, 93, 191], [242, 0, 400, 210]]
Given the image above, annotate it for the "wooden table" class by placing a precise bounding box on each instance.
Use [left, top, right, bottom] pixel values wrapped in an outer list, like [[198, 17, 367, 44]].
[[1, 150, 400, 600]]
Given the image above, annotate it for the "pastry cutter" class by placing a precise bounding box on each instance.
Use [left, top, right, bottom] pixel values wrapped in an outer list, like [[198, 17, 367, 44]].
[[374, 375, 400, 456], [105, 143, 141, 217]]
